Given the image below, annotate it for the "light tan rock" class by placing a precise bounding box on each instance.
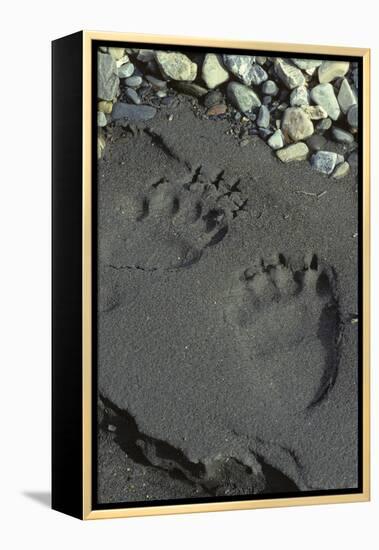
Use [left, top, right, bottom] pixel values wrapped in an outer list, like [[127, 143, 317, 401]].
[[281, 107, 314, 141], [202, 54, 229, 89], [116, 54, 130, 68], [318, 61, 349, 83], [276, 142, 309, 162], [301, 105, 328, 120], [156, 51, 197, 81], [98, 100, 113, 114], [332, 161, 350, 179], [108, 47, 126, 61]]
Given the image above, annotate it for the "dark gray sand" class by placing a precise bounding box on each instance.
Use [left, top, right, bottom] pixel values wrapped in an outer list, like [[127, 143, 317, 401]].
[[97, 97, 358, 503]]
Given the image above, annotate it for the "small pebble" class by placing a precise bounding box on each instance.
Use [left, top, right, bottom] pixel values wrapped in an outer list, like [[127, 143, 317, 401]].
[[124, 76, 143, 88], [301, 105, 327, 120], [206, 104, 227, 116], [332, 161, 350, 179], [204, 90, 224, 108], [290, 86, 309, 106], [240, 137, 251, 147], [306, 134, 327, 152], [348, 150, 358, 169], [98, 100, 113, 114], [347, 104, 358, 128], [227, 81, 261, 112], [145, 75, 167, 90], [262, 80, 278, 96], [118, 62, 134, 78], [125, 88, 141, 105], [174, 82, 208, 98], [249, 64, 268, 86], [257, 105, 270, 128], [256, 56, 267, 65], [108, 47, 125, 61], [331, 126, 355, 144], [97, 111, 107, 127], [316, 118, 332, 132], [267, 129, 284, 150], [259, 128, 272, 139]]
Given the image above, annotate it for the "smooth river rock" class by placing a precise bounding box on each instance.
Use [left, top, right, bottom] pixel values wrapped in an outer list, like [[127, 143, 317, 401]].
[[281, 107, 314, 142], [337, 78, 357, 114], [318, 61, 350, 84], [276, 142, 309, 162], [156, 51, 197, 81], [311, 150, 339, 175], [310, 83, 340, 121], [227, 82, 261, 112], [202, 54, 229, 89], [97, 52, 119, 101], [112, 102, 157, 122], [275, 58, 305, 89], [223, 54, 255, 85]]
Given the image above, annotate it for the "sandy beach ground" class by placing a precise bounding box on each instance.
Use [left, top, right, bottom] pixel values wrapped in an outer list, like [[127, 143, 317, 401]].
[[96, 92, 359, 503]]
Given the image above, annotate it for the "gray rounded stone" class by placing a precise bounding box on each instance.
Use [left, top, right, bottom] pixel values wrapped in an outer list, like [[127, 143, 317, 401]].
[[227, 82, 261, 112], [316, 118, 332, 132], [331, 126, 355, 144], [256, 56, 267, 65], [306, 134, 327, 152], [290, 85, 309, 107], [347, 104, 358, 128], [145, 75, 167, 90], [262, 80, 278, 96], [257, 105, 270, 128], [112, 103, 157, 122], [118, 62, 135, 78], [97, 111, 107, 127], [174, 82, 208, 97], [124, 76, 143, 88], [125, 87, 141, 105], [310, 83, 340, 121], [348, 150, 358, 168], [204, 90, 224, 108], [137, 49, 155, 63]]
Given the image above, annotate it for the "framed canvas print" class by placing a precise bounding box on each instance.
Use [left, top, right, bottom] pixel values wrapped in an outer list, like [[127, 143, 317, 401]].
[[52, 31, 370, 520]]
